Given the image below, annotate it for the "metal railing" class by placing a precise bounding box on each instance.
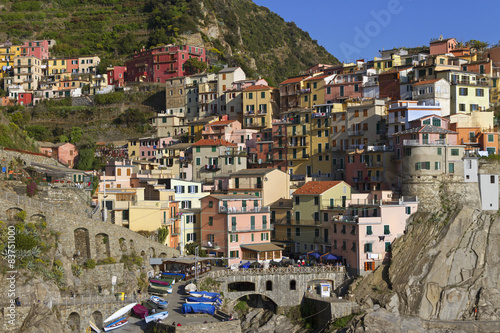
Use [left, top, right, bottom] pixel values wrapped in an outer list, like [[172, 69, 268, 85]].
[[3, 192, 54, 213], [0, 293, 148, 308], [207, 265, 344, 278], [219, 206, 270, 214]]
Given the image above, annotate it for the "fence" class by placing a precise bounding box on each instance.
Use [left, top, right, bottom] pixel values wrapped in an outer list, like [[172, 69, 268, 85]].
[[3, 192, 54, 213], [207, 265, 344, 278], [1, 292, 148, 308]]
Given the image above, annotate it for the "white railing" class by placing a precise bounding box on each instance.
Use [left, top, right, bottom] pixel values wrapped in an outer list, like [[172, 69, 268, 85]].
[[403, 139, 446, 146], [3, 192, 54, 213], [207, 265, 344, 278]]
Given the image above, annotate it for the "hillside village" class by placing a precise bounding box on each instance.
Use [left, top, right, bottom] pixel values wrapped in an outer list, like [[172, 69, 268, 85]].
[[2, 36, 500, 279]]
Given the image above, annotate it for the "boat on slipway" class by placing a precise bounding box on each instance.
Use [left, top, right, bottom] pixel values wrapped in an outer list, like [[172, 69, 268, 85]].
[[102, 303, 136, 331], [144, 311, 169, 323]]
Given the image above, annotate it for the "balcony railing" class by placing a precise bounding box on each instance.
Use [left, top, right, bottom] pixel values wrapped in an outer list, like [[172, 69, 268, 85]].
[[403, 139, 446, 146], [219, 206, 270, 214], [203, 164, 221, 171], [201, 240, 220, 248], [347, 130, 364, 136], [228, 225, 274, 233]]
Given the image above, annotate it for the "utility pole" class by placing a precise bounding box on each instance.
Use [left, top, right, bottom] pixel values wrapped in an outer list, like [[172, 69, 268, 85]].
[[102, 171, 107, 222]]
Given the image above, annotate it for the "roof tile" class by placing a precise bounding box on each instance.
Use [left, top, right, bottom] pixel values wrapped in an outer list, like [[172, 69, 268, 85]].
[[293, 181, 344, 195], [192, 139, 237, 147]]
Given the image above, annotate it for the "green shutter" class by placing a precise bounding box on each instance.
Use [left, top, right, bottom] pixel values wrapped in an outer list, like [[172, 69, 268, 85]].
[[384, 225, 390, 235]]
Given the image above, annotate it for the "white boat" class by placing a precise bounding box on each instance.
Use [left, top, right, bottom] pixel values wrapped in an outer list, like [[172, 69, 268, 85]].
[[144, 311, 169, 323], [150, 295, 168, 309], [89, 320, 101, 333], [103, 318, 128, 332], [102, 303, 137, 331]]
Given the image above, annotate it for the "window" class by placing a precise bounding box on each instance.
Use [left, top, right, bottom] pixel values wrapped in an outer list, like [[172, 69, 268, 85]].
[[229, 251, 239, 258], [432, 118, 441, 127], [451, 149, 459, 156], [261, 232, 269, 241], [354, 110, 359, 117], [341, 225, 346, 234], [459, 88, 468, 96], [405, 206, 411, 215], [333, 224, 337, 233], [266, 280, 272, 291], [314, 196, 319, 205], [459, 104, 466, 112], [405, 148, 412, 156], [437, 148, 442, 155], [196, 147, 200, 153], [364, 243, 372, 253], [385, 242, 391, 252], [248, 92, 253, 99], [435, 161, 441, 170], [251, 216, 255, 230], [384, 225, 390, 235], [476, 89, 484, 97], [448, 163, 455, 173], [290, 280, 296, 290], [295, 196, 300, 205], [488, 134, 494, 142], [211, 146, 216, 152], [295, 227, 300, 236], [181, 201, 191, 209], [366, 226, 373, 235], [208, 216, 213, 225], [208, 201, 213, 208], [295, 211, 300, 222]]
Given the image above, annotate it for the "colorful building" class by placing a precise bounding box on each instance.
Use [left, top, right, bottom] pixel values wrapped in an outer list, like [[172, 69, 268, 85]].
[[242, 85, 277, 130], [200, 194, 279, 265], [107, 66, 127, 88], [126, 44, 207, 83], [39, 142, 78, 168]]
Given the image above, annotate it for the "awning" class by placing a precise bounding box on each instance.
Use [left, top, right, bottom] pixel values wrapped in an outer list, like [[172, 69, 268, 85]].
[[240, 243, 284, 252]]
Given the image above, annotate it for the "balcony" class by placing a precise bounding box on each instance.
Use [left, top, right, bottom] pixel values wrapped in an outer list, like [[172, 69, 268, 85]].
[[273, 217, 292, 225], [299, 88, 311, 94], [171, 228, 181, 235], [274, 144, 286, 149], [218, 206, 270, 214], [203, 164, 220, 171], [347, 129, 364, 136], [288, 141, 308, 147], [246, 122, 267, 128], [228, 224, 274, 233], [201, 240, 220, 249], [461, 138, 478, 145], [403, 139, 446, 146], [275, 132, 286, 137], [292, 154, 310, 160], [365, 161, 383, 168]]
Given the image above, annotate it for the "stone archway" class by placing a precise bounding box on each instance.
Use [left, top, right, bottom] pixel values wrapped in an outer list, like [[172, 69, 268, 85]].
[[148, 247, 156, 258], [237, 294, 278, 313], [67, 312, 80, 333], [95, 233, 110, 260], [91, 310, 103, 329], [129, 239, 135, 253], [30, 213, 46, 223], [74, 228, 91, 262], [160, 252, 167, 258], [228, 282, 256, 292], [119, 238, 127, 253], [6, 207, 24, 221]]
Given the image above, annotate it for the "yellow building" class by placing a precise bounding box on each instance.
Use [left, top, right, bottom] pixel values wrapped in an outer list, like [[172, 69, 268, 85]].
[[291, 181, 351, 254], [300, 74, 335, 108], [127, 138, 141, 160], [242, 85, 277, 130], [186, 116, 218, 143], [0, 44, 22, 78], [12, 56, 43, 91], [373, 54, 402, 72], [270, 198, 294, 253], [281, 108, 332, 179], [47, 58, 70, 81]]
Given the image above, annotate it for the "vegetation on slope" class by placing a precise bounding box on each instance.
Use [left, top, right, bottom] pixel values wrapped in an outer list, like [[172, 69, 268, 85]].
[[0, 0, 338, 84]]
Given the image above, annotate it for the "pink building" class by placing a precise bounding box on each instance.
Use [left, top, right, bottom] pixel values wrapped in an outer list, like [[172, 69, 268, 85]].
[[99, 160, 134, 191], [21, 40, 50, 59], [202, 120, 242, 140], [66, 58, 79, 74], [125, 45, 207, 83], [39, 142, 78, 168], [331, 191, 418, 275], [138, 137, 160, 161], [17, 92, 32, 106], [200, 194, 281, 266], [429, 37, 458, 56], [325, 72, 363, 103], [107, 66, 127, 87]]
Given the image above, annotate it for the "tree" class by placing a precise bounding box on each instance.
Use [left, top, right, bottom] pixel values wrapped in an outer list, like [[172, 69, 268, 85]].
[[466, 40, 490, 50], [58, 134, 69, 143], [184, 58, 207, 74], [75, 148, 95, 170], [70, 127, 83, 144], [184, 243, 207, 257], [158, 227, 169, 244]]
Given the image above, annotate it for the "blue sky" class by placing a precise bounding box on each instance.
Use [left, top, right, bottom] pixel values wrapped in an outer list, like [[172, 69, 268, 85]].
[[252, 0, 500, 62]]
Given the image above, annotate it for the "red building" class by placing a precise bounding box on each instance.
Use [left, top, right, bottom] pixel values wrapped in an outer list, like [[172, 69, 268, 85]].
[[107, 66, 127, 87], [17, 92, 32, 106], [21, 40, 50, 59], [125, 44, 207, 83]]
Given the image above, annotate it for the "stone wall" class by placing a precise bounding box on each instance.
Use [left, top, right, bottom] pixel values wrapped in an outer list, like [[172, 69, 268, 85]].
[[0, 148, 61, 169], [153, 320, 242, 333]]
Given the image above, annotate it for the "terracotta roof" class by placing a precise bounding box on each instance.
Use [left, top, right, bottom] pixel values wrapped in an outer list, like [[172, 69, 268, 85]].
[[243, 85, 274, 91], [293, 181, 344, 195], [413, 79, 443, 86], [280, 76, 309, 85], [192, 139, 237, 147], [206, 120, 236, 126]]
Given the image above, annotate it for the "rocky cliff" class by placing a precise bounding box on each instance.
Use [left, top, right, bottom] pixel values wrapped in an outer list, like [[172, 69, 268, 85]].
[[346, 168, 500, 332]]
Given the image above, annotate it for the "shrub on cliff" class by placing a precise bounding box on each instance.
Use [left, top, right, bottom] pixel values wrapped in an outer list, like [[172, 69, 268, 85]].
[[83, 259, 96, 269]]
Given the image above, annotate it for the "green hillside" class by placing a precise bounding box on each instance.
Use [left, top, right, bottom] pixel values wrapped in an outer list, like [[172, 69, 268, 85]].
[[0, 0, 339, 84]]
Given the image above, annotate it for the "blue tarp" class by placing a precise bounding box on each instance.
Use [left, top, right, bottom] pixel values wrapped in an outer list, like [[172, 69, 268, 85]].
[[186, 296, 221, 304], [239, 261, 251, 269], [196, 291, 221, 298], [161, 272, 186, 280], [181, 303, 216, 315]]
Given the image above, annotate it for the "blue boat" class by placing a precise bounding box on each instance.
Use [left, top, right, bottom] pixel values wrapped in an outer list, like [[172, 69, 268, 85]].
[[181, 303, 216, 315], [161, 272, 186, 280], [150, 295, 168, 309], [144, 311, 169, 323], [189, 291, 221, 298], [186, 296, 222, 305]]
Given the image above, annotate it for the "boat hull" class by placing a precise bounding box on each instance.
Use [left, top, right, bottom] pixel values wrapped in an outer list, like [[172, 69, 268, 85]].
[[103, 318, 128, 332], [144, 311, 169, 323]]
